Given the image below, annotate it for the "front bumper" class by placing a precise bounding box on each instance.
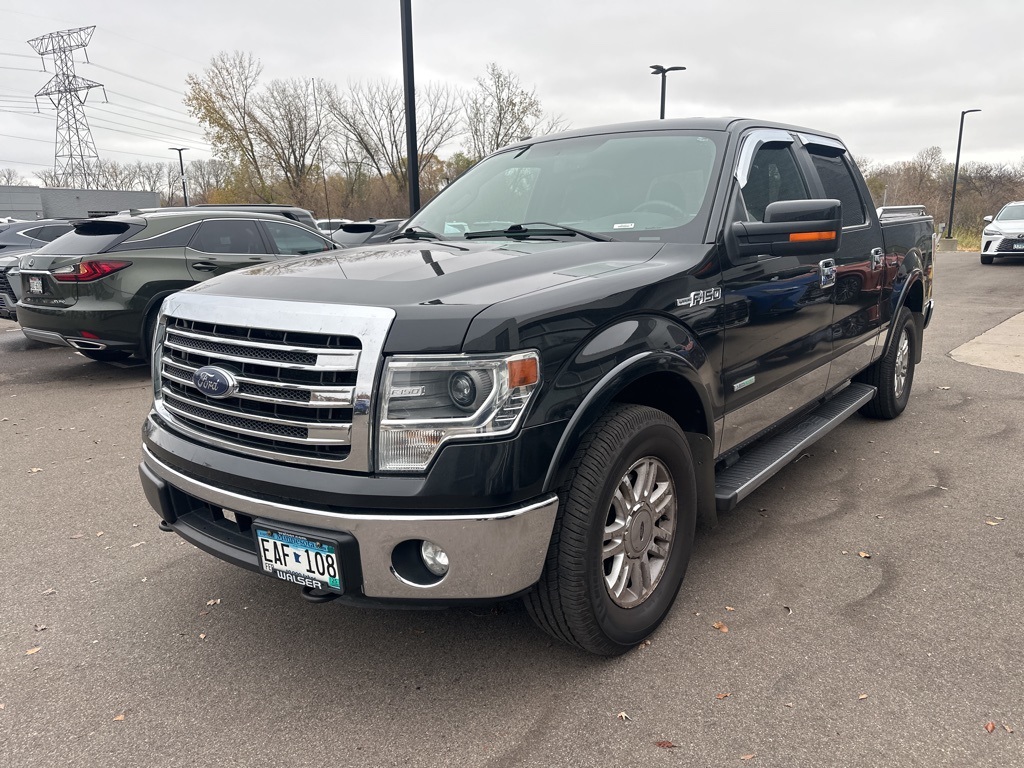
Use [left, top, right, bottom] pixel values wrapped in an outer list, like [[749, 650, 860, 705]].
[[139, 445, 559, 601]]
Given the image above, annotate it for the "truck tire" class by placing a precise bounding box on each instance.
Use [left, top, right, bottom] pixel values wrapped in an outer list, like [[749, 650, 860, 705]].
[[858, 307, 916, 419], [980, 254, 994, 265], [525, 404, 697, 655]]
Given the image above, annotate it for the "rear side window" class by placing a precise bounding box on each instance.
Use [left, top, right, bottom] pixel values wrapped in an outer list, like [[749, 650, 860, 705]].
[[190, 220, 268, 254], [810, 153, 866, 227], [33, 220, 141, 255], [35, 225, 74, 242], [263, 220, 332, 255]]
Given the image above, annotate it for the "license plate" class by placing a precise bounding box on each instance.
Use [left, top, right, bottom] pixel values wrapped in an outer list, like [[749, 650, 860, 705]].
[[28, 275, 43, 294], [1013, 242, 1024, 250], [254, 525, 342, 592]]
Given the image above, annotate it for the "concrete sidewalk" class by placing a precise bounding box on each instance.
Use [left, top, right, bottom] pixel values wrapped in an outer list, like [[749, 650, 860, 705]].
[[951, 310, 1024, 374]]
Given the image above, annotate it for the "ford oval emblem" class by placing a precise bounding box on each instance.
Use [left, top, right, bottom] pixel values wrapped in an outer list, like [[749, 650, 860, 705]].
[[192, 366, 238, 398]]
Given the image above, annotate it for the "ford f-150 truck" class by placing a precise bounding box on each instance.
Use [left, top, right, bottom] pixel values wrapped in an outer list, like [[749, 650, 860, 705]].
[[138, 118, 934, 655]]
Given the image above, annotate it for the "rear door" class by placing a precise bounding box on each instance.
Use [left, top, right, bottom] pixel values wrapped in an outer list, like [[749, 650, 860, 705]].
[[185, 218, 272, 281], [802, 138, 886, 388], [718, 129, 837, 454]]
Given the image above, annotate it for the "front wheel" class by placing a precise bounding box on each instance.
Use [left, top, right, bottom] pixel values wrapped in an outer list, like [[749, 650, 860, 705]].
[[858, 307, 917, 419], [524, 404, 697, 655]]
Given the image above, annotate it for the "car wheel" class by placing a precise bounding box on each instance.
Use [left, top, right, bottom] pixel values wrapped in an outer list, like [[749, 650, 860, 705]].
[[980, 254, 994, 265], [858, 307, 917, 420], [524, 404, 697, 655], [79, 349, 132, 363], [138, 307, 160, 362]]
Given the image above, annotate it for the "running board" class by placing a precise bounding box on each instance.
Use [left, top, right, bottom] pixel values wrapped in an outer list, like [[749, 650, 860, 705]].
[[714, 383, 876, 512]]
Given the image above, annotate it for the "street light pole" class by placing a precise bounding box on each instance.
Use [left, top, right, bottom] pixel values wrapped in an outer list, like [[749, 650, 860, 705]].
[[649, 64, 686, 119], [168, 147, 189, 206], [946, 109, 980, 242]]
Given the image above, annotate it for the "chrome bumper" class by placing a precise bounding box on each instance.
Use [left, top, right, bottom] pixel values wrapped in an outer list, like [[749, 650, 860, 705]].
[[142, 446, 559, 600]]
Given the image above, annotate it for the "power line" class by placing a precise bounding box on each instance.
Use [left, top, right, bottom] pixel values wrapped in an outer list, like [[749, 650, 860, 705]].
[[81, 61, 184, 96], [107, 89, 194, 119], [0, 131, 195, 162]]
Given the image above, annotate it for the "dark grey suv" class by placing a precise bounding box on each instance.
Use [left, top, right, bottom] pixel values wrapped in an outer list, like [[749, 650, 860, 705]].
[[16, 209, 337, 362]]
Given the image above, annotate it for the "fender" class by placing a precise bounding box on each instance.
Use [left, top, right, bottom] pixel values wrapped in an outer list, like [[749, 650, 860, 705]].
[[540, 315, 718, 522], [884, 247, 928, 362]]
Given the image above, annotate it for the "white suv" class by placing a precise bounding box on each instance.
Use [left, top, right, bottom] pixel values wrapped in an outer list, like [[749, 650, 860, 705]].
[[980, 201, 1024, 264]]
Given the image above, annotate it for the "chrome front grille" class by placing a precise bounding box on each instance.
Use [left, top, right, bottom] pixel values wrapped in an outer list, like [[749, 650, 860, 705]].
[[153, 294, 396, 471]]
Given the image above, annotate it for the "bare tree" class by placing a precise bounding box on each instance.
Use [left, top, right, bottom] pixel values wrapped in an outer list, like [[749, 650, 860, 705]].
[[185, 51, 335, 207], [329, 79, 462, 198], [0, 167, 29, 186], [34, 168, 61, 187], [462, 63, 566, 160], [187, 158, 235, 203]]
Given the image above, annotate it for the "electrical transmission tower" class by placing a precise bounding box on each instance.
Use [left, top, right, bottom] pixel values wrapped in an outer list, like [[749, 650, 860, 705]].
[[28, 26, 106, 189]]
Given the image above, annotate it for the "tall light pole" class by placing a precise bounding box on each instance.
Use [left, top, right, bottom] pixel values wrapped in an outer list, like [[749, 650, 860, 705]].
[[650, 64, 686, 120], [945, 109, 980, 242], [168, 147, 189, 206]]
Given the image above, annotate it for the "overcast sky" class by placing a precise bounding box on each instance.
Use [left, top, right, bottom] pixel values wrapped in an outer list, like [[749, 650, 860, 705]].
[[0, 0, 1015, 183]]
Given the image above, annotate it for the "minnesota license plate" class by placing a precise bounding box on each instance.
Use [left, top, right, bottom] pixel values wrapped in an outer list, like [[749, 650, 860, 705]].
[[28, 275, 43, 294], [1012, 242, 1024, 250], [254, 525, 342, 592]]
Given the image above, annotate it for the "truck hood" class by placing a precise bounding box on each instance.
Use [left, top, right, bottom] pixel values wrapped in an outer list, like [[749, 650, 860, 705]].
[[185, 239, 666, 309]]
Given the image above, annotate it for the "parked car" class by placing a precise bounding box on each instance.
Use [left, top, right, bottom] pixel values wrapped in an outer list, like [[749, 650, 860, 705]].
[[316, 218, 351, 233], [139, 117, 934, 655], [16, 209, 337, 362], [0, 219, 75, 256], [330, 218, 405, 247], [0, 255, 19, 319], [980, 201, 1024, 264], [124, 205, 319, 231]]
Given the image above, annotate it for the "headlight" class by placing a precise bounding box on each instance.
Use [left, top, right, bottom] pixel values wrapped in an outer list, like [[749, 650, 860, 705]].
[[377, 351, 541, 472], [983, 228, 1001, 237]]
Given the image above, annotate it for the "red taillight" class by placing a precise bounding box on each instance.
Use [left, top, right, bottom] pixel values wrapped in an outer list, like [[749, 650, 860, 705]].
[[52, 260, 132, 282]]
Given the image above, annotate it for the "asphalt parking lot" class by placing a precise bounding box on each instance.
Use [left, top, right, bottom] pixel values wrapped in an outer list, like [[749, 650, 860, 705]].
[[1, 252, 1022, 768]]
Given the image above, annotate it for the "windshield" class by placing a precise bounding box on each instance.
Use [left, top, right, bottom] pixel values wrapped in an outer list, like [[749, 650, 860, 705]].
[[408, 130, 724, 243], [996, 204, 1024, 222]]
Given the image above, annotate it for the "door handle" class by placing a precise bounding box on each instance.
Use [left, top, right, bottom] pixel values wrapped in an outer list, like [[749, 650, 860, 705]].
[[870, 247, 884, 270], [818, 259, 837, 289], [190, 262, 218, 272]]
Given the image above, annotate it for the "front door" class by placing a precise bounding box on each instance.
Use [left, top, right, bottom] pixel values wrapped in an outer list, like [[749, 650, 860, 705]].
[[719, 130, 836, 454]]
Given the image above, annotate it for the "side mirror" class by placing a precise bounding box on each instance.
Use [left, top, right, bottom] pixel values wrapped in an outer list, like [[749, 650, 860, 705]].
[[982, 215, 993, 224], [730, 199, 842, 258]]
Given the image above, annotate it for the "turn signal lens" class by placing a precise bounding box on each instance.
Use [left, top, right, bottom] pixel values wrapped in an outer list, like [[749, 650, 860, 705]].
[[507, 357, 539, 388], [52, 260, 132, 282], [789, 231, 836, 242]]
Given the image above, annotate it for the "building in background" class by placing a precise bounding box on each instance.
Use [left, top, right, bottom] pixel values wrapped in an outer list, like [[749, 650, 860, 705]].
[[0, 185, 158, 220]]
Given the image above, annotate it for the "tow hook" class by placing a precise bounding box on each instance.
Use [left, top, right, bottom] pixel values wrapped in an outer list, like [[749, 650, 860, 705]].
[[158, 520, 174, 532], [301, 585, 340, 604]]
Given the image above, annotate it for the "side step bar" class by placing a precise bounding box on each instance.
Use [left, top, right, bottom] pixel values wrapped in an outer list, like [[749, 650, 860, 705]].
[[714, 382, 876, 512]]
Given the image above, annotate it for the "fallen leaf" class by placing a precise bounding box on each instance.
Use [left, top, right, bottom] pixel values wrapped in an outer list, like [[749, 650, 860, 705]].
[[198, 610, 209, 617], [33, 624, 46, 632], [654, 741, 677, 749], [206, 599, 221, 606], [784, 703, 794, 708], [716, 692, 731, 700], [41, 588, 56, 596], [1003, 725, 1014, 734], [113, 713, 125, 722], [70, 534, 85, 539], [985, 722, 996, 734], [741, 755, 755, 761], [726, 606, 735, 612], [199, 633, 207, 640], [995, 517, 1006, 521], [0, 703, 5, 709], [616, 711, 631, 722], [858, 694, 868, 700], [29, 468, 42, 473], [96, 531, 104, 537], [985, 521, 1000, 526], [712, 621, 729, 633], [937, 386, 951, 390], [25, 647, 40, 655], [858, 551, 871, 559], [130, 542, 145, 548], [783, 606, 793, 615]]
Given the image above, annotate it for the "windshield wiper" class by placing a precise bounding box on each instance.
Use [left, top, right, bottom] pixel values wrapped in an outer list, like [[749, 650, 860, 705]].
[[463, 222, 615, 242], [389, 225, 468, 251]]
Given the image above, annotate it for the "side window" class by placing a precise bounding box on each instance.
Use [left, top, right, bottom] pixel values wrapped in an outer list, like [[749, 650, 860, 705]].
[[190, 220, 268, 254], [739, 145, 809, 222], [810, 153, 866, 227], [263, 220, 332, 256], [20, 227, 45, 240], [36, 225, 73, 242]]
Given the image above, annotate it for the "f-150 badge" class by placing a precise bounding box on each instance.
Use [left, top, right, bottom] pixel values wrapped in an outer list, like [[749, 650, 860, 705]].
[[676, 287, 722, 308]]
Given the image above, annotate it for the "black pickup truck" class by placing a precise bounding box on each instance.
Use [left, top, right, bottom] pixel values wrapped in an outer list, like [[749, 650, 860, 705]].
[[138, 118, 934, 655]]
